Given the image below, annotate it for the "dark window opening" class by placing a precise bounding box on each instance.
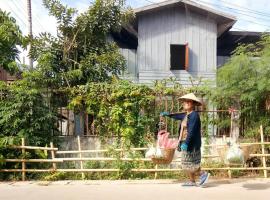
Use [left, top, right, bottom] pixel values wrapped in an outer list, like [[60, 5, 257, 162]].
[[170, 43, 189, 70]]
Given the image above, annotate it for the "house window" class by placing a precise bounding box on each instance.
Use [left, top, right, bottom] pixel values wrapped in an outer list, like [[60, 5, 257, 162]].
[[170, 43, 189, 70]]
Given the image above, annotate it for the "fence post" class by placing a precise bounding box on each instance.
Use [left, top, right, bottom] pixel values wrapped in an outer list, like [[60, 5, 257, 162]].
[[77, 136, 85, 179], [171, 96, 174, 135], [165, 97, 168, 131], [50, 142, 57, 171], [154, 164, 158, 179], [21, 138, 26, 181], [260, 125, 267, 178], [227, 168, 232, 179]]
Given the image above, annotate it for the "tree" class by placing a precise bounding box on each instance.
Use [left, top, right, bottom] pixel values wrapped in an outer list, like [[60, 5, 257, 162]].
[[207, 34, 270, 137], [0, 80, 57, 146], [0, 0, 135, 148], [0, 9, 23, 74], [27, 0, 134, 90]]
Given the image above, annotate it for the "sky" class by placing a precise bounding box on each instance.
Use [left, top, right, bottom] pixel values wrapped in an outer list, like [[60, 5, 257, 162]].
[[0, 0, 270, 63]]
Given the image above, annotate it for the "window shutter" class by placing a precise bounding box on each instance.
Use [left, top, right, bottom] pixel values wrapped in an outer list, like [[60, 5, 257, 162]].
[[185, 43, 189, 71]]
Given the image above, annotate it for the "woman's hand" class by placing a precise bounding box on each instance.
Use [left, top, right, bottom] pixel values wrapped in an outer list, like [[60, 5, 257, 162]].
[[181, 143, 188, 151], [160, 112, 169, 117]]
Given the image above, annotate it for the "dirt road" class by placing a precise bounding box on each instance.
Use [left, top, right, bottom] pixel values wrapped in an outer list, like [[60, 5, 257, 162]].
[[1, 179, 270, 200]]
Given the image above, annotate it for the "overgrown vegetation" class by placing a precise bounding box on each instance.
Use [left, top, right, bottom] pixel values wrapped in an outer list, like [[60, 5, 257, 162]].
[[0, 9, 24, 73], [1, 0, 270, 181], [205, 34, 270, 138], [0, 80, 57, 146], [0, 0, 133, 145]]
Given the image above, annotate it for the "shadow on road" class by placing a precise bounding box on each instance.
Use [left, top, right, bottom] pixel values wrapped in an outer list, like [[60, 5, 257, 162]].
[[242, 183, 270, 190], [202, 180, 232, 188]]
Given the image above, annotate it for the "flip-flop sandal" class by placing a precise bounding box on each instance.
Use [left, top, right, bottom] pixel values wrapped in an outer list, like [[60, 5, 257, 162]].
[[182, 182, 197, 187]]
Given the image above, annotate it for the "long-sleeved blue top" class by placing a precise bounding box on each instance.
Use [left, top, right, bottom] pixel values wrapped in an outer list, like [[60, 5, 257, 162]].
[[168, 111, 201, 152]]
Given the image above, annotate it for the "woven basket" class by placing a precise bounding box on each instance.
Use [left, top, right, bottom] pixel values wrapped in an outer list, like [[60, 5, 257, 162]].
[[240, 144, 254, 162], [151, 148, 175, 165]]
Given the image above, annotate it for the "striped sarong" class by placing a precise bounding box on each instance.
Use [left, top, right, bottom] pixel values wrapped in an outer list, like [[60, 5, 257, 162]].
[[181, 150, 201, 172]]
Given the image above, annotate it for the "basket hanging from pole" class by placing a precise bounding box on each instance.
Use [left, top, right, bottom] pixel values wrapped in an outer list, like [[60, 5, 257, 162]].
[[151, 148, 175, 165]]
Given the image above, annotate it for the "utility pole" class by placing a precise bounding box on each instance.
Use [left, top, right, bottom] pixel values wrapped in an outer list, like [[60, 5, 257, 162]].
[[27, 0, 33, 69]]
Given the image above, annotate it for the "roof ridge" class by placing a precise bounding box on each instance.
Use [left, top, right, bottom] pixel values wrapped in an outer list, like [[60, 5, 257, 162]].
[[134, 0, 236, 21]]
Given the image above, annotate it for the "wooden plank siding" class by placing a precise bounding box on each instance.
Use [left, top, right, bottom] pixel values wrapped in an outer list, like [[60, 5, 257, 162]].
[[119, 48, 138, 82], [0, 67, 18, 83], [138, 70, 216, 86], [136, 6, 217, 85]]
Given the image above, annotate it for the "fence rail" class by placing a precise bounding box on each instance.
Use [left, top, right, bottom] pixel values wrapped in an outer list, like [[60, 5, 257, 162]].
[[1, 125, 269, 180]]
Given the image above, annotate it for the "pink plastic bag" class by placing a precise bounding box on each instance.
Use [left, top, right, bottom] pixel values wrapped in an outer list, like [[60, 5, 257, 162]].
[[157, 131, 169, 148], [157, 131, 179, 149]]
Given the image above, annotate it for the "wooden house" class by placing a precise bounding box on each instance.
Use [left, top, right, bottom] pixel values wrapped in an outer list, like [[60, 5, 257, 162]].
[[116, 0, 237, 85]]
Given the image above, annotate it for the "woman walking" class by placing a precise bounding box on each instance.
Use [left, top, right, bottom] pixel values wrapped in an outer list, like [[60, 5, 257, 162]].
[[160, 93, 210, 187]]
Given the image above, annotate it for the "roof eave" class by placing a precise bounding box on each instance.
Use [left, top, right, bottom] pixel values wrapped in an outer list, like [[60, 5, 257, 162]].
[[135, 0, 236, 20], [217, 20, 237, 37], [135, 0, 237, 36]]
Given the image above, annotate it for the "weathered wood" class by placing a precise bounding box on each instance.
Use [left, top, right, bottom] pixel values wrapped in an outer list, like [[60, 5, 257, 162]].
[[21, 138, 26, 181], [154, 164, 158, 179], [56, 148, 148, 154], [2, 136, 270, 179], [3, 159, 63, 163], [0, 169, 55, 172], [56, 143, 270, 154], [137, 5, 218, 85], [62, 157, 151, 161], [50, 142, 57, 170], [204, 142, 270, 147], [260, 125, 268, 178], [57, 169, 120, 172], [3, 152, 269, 163], [227, 169, 232, 179], [77, 136, 85, 179], [1, 167, 270, 173], [11, 146, 58, 151]]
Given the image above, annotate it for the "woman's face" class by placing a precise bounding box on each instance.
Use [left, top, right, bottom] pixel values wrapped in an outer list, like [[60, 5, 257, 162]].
[[183, 100, 194, 111]]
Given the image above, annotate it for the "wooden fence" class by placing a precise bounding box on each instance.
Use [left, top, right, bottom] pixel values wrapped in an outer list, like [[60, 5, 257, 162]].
[[1, 126, 270, 181]]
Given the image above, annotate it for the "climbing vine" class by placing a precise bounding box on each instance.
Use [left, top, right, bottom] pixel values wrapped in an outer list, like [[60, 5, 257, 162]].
[[68, 78, 189, 147]]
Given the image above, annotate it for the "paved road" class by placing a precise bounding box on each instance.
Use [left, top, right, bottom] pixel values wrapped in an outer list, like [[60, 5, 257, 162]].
[[1, 179, 270, 200]]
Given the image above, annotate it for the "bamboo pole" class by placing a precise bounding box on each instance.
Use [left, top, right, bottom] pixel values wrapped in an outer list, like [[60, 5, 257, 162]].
[[55, 142, 270, 155], [56, 147, 148, 154], [60, 107, 63, 134], [260, 125, 268, 178], [50, 142, 57, 171], [165, 96, 168, 131], [11, 146, 58, 151], [171, 96, 174, 135], [4, 152, 270, 163], [86, 113, 89, 136], [3, 167, 270, 173], [21, 138, 26, 181], [154, 164, 158, 179], [249, 154, 270, 157], [0, 169, 56, 172], [55, 143, 270, 155], [227, 168, 232, 179], [3, 159, 63, 163], [227, 113, 233, 179], [61, 157, 151, 161], [67, 109, 70, 136], [77, 136, 85, 179], [3, 138, 270, 178]]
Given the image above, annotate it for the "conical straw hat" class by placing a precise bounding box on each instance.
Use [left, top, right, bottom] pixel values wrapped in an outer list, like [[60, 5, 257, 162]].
[[178, 93, 202, 106]]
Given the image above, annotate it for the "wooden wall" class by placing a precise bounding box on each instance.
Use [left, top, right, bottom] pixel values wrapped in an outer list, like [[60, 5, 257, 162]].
[[0, 67, 18, 83], [137, 6, 217, 85]]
